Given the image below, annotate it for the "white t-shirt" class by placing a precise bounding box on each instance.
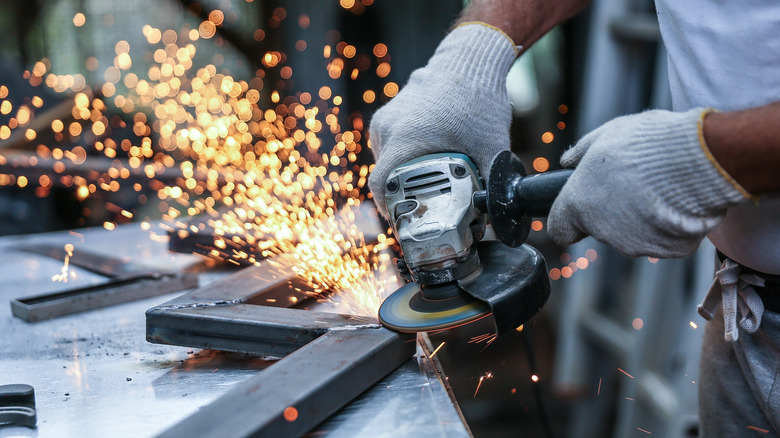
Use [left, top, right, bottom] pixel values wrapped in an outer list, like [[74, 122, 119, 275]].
[[655, 0, 780, 274]]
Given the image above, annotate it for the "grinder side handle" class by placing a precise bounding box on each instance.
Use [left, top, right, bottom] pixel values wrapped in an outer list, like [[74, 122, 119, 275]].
[[478, 150, 572, 247], [515, 169, 574, 217]]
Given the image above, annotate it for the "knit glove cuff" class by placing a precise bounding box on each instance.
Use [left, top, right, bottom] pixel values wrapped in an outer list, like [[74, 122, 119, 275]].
[[431, 22, 520, 93]]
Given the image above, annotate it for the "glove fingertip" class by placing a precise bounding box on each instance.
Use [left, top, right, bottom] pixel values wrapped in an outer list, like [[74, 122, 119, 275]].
[[547, 213, 586, 247], [560, 124, 606, 167], [560, 142, 590, 168], [559, 148, 580, 168], [552, 228, 586, 247]]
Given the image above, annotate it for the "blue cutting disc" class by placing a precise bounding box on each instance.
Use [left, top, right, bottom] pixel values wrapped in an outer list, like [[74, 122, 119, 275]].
[[378, 282, 491, 332]]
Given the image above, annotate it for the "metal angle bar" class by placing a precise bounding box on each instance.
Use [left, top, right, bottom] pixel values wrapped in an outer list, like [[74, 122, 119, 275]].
[[157, 327, 414, 438], [152, 262, 302, 309], [145, 205, 413, 436], [147, 304, 376, 357], [12, 272, 199, 322], [10, 243, 200, 321]]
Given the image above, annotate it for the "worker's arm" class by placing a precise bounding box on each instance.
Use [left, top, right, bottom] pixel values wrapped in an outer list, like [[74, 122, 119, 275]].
[[704, 101, 780, 195], [456, 0, 591, 49], [368, 0, 591, 218]]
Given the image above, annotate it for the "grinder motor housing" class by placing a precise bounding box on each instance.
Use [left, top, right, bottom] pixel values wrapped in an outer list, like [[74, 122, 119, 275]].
[[384, 153, 486, 286]]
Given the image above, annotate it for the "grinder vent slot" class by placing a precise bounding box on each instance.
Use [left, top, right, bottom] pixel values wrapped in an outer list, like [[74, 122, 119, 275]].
[[403, 171, 451, 198]]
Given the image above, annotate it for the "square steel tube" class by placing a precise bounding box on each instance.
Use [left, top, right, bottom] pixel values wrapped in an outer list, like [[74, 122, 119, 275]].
[[147, 304, 378, 357], [146, 262, 416, 437], [156, 326, 414, 438]]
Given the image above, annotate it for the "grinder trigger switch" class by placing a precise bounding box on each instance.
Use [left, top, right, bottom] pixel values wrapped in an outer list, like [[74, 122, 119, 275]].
[[393, 200, 418, 219]]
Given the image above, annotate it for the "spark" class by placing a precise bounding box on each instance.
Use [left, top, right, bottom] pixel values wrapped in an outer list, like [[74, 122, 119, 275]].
[[51, 244, 75, 282], [469, 333, 497, 345], [283, 406, 298, 422], [747, 426, 769, 434], [429, 342, 445, 358], [597, 377, 602, 395], [637, 428, 651, 434], [532, 157, 549, 172], [690, 321, 698, 329], [531, 374, 539, 382], [2, 8, 401, 317], [473, 372, 493, 398], [618, 368, 634, 379]]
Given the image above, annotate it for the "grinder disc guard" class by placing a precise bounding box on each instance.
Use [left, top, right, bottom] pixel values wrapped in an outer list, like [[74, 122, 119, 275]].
[[379, 240, 550, 334]]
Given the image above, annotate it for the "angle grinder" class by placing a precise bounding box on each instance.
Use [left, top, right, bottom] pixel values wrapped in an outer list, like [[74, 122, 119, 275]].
[[377, 151, 572, 335]]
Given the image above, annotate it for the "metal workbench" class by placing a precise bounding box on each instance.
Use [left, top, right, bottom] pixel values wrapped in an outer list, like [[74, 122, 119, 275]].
[[0, 224, 470, 437]]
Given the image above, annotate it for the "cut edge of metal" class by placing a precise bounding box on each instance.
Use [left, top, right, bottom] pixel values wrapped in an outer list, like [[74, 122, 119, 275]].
[[417, 333, 474, 438]]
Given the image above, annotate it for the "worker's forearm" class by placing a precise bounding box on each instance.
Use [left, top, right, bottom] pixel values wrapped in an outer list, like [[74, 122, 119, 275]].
[[703, 102, 780, 195], [456, 0, 591, 48]]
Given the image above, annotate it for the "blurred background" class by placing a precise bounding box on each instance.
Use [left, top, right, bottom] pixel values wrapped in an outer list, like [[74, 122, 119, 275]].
[[0, 0, 711, 437]]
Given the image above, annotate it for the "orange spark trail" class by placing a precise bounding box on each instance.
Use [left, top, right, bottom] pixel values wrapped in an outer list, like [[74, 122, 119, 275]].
[[473, 372, 493, 398], [429, 342, 445, 358]]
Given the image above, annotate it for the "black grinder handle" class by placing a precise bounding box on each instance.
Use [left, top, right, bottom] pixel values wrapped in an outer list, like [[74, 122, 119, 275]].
[[513, 168, 574, 217], [474, 150, 573, 247]]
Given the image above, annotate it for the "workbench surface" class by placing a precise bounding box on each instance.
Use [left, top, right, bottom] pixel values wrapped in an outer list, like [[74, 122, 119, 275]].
[[0, 224, 469, 437]]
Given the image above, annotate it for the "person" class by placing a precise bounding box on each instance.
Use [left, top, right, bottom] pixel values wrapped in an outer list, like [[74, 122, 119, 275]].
[[367, 0, 780, 435]]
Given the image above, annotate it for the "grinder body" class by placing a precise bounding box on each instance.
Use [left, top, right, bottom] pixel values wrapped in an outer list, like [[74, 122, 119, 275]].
[[378, 151, 571, 334], [383, 153, 485, 286]]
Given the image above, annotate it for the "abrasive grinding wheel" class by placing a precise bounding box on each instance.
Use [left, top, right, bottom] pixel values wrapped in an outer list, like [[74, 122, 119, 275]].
[[378, 282, 491, 333], [378, 241, 551, 335]]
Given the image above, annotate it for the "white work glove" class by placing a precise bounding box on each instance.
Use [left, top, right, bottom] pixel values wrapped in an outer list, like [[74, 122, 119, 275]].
[[368, 23, 519, 219], [547, 108, 753, 258]]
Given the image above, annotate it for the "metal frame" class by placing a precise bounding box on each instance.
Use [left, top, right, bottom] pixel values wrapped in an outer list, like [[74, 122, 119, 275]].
[[146, 257, 416, 437]]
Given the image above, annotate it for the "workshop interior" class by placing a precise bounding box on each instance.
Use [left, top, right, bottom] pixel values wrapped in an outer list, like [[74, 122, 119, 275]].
[[0, 0, 708, 437]]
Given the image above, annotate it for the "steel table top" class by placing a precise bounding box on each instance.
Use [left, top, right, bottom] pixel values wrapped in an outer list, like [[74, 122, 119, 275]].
[[0, 223, 469, 437]]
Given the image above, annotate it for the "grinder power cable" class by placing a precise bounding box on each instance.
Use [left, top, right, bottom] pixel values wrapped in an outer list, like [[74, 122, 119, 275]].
[[377, 151, 572, 335]]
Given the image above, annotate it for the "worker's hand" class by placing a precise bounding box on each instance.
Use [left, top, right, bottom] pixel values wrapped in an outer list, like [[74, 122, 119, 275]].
[[547, 108, 753, 258], [368, 23, 518, 219]]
